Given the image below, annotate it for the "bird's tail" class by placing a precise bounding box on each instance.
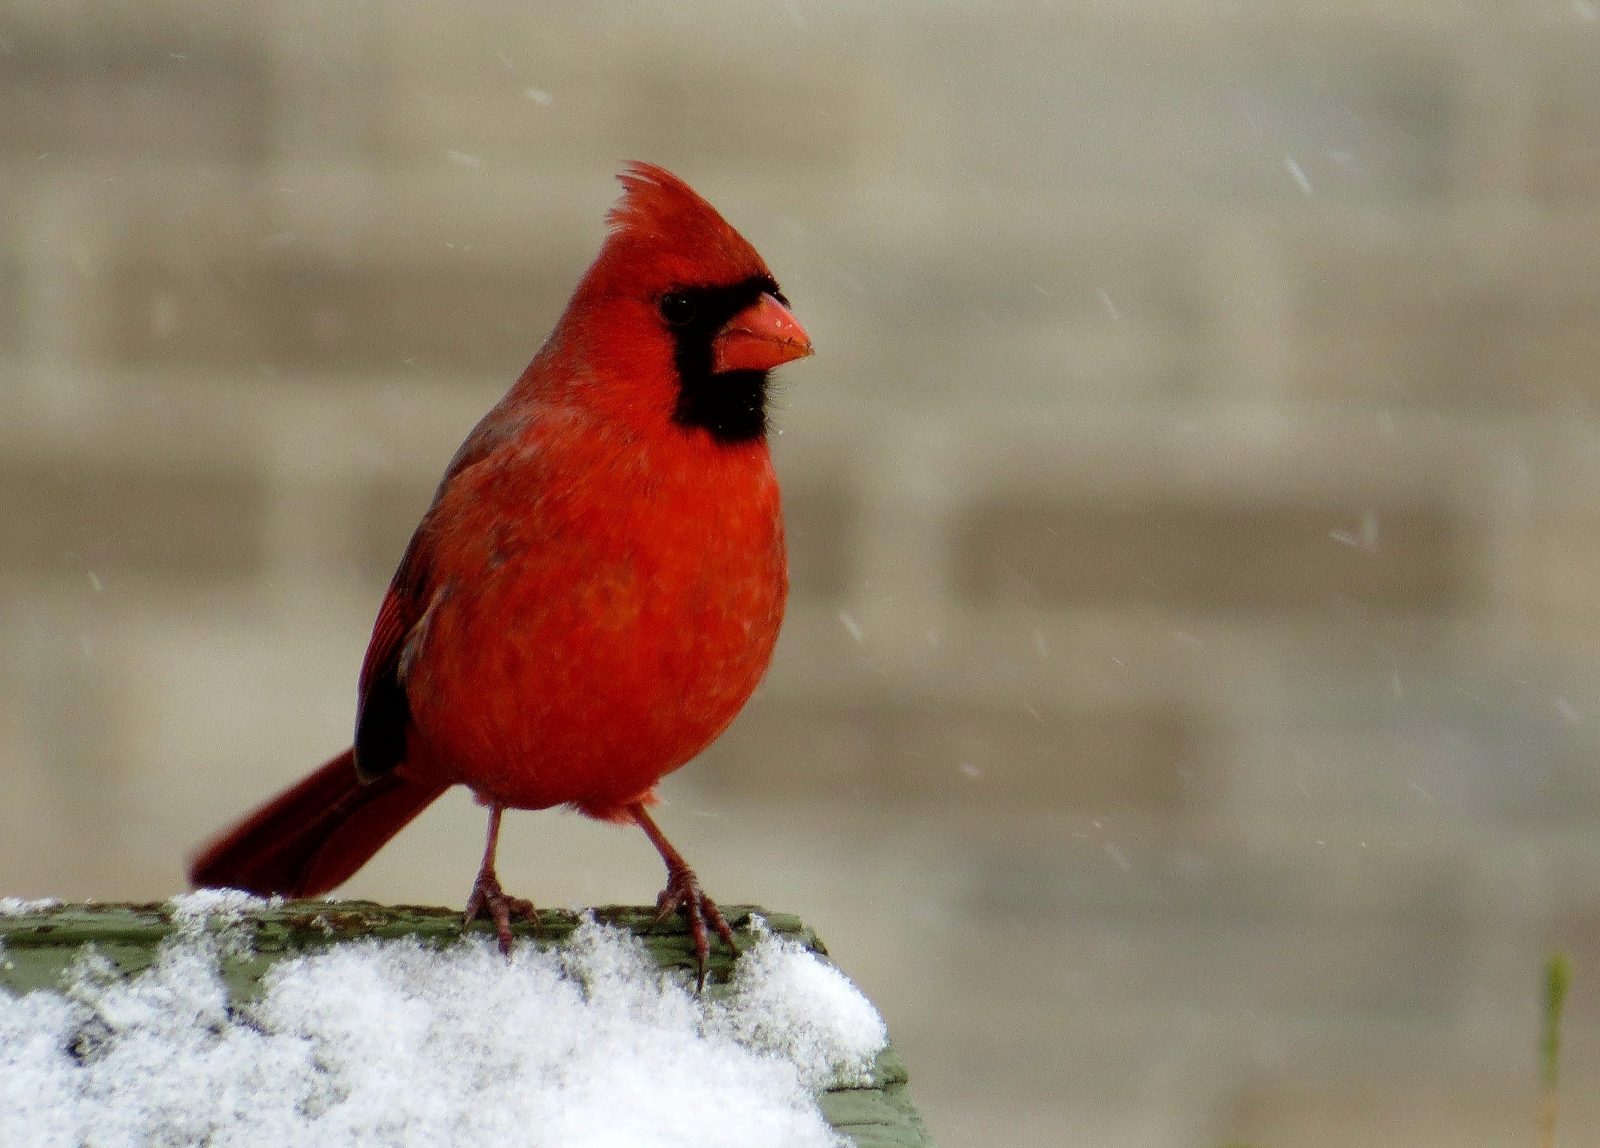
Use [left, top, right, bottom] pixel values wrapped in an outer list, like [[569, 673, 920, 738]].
[[188, 748, 448, 897]]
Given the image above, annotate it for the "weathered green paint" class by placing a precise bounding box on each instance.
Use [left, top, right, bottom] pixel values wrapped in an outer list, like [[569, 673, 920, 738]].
[[0, 901, 933, 1147], [820, 1046, 936, 1148]]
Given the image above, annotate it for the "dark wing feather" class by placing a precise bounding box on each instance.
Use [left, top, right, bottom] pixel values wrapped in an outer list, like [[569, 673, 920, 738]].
[[353, 529, 431, 782], [352, 399, 521, 782]]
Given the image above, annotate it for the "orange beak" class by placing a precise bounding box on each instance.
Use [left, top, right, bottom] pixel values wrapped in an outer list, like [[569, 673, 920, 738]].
[[710, 293, 813, 374]]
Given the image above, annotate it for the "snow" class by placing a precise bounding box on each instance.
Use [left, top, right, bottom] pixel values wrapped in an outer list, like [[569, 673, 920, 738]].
[[166, 888, 282, 926], [704, 920, 886, 1093], [1284, 154, 1314, 196], [0, 897, 62, 917], [0, 910, 886, 1148]]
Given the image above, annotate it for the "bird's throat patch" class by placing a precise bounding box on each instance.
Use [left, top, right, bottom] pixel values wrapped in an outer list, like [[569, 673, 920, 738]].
[[674, 368, 769, 445]]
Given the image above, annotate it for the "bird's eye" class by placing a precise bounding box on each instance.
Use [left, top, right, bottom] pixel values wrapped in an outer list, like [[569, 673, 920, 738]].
[[659, 292, 696, 327]]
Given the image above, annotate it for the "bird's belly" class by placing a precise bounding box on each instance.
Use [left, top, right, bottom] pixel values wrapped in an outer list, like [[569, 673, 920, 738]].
[[406, 529, 785, 818]]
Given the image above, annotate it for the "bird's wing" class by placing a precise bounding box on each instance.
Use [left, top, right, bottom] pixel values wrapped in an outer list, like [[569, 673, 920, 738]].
[[353, 527, 434, 782], [352, 400, 525, 782]]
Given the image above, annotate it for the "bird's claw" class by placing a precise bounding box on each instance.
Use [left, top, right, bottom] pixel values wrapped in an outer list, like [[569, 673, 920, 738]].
[[651, 866, 738, 991], [463, 870, 538, 957]]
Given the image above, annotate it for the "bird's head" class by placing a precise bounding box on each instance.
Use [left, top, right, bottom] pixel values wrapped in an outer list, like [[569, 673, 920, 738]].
[[554, 163, 812, 446]]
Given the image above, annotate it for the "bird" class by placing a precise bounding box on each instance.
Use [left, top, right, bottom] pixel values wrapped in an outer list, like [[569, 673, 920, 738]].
[[189, 163, 812, 987]]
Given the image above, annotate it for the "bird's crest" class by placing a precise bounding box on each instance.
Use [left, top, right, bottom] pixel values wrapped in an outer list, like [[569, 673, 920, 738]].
[[599, 162, 769, 287]]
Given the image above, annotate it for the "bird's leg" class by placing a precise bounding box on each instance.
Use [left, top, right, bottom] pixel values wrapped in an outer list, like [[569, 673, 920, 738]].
[[629, 801, 738, 991], [462, 803, 537, 956]]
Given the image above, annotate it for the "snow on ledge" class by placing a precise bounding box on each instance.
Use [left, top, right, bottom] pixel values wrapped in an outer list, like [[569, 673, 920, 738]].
[[0, 912, 887, 1147], [166, 888, 284, 925]]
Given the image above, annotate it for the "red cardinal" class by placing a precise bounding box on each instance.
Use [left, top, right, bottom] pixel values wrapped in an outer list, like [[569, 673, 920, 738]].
[[189, 163, 811, 985]]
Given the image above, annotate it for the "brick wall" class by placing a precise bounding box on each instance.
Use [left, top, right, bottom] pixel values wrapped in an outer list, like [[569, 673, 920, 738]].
[[4, 3, 1600, 1145]]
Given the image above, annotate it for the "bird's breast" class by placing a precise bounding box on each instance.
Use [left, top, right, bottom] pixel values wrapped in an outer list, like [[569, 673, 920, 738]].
[[405, 436, 786, 817]]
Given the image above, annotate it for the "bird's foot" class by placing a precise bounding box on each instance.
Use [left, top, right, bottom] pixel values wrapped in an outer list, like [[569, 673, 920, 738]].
[[463, 869, 538, 957], [651, 866, 738, 991]]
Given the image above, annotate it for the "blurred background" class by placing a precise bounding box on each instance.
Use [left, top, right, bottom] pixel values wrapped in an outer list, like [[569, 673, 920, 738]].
[[4, 1, 1600, 1144]]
